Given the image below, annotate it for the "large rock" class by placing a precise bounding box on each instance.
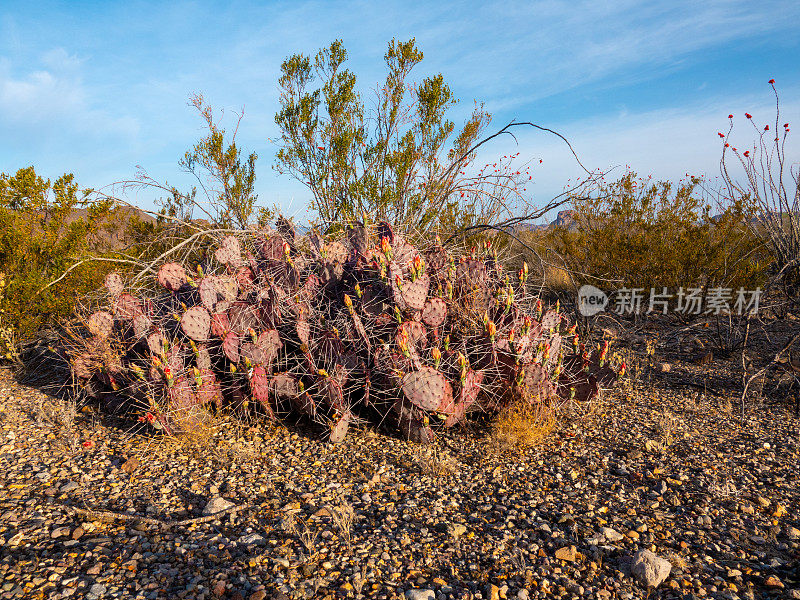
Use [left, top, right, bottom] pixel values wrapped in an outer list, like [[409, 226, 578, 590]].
[[203, 497, 235, 515], [631, 549, 671, 588], [405, 590, 435, 600]]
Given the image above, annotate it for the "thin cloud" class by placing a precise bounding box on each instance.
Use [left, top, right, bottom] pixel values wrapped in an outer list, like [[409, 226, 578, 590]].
[[0, 50, 139, 138]]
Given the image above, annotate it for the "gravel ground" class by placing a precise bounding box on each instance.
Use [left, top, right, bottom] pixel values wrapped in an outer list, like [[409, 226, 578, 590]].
[[1, 356, 799, 600]]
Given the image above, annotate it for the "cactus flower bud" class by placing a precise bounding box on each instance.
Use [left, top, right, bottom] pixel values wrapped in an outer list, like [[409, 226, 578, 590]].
[[395, 274, 404, 290], [458, 352, 467, 381], [394, 306, 403, 324], [523, 315, 532, 334], [431, 347, 441, 368], [343, 294, 353, 310], [354, 282, 362, 298], [618, 361, 627, 378], [486, 320, 497, 340], [380, 236, 392, 259], [248, 327, 257, 343], [599, 340, 609, 364], [444, 335, 450, 351], [230, 363, 237, 373], [318, 369, 329, 378], [413, 254, 423, 276]]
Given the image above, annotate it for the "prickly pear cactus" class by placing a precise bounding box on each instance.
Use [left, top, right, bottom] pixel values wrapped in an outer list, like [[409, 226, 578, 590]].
[[65, 219, 622, 444]]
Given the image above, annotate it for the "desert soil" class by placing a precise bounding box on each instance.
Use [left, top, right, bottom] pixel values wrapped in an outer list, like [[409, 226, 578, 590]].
[[1, 347, 799, 600]]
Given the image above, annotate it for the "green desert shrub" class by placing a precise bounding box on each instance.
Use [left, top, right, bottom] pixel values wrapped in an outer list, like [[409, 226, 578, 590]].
[[0, 167, 138, 357], [548, 172, 769, 299]]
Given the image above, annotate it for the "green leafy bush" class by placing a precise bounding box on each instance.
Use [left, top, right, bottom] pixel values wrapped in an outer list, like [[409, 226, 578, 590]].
[[548, 172, 769, 298], [0, 167, 133, 355]]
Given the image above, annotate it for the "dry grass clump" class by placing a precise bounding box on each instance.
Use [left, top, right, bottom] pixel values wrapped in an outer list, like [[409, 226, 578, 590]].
[[544, 265, 572, 291], [490, 396, 556, 453]]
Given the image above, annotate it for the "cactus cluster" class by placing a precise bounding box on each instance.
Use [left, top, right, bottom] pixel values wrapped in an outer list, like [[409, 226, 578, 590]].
[[66, 219, 620, 443]]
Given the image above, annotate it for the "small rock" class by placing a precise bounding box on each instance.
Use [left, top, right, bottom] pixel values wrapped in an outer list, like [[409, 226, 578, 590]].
[[239, 533, 265, 546], [249, 590, 267, 600], [213, 581, 226, 597], [120, 457, 140, 474], [555, 546, 577, 562], [88, 583, 106, 598], [516, 590, 529, 600], [6, 532, 23, 547], [51, 527, 71, 539], [765, 576, 783, 589], [405, 590, 435, 600], [203, 497, 235, 515], [448, 523, 467, 539], [601, 527, 624, 542], [484, 584, 500, 600], [658, 362, 671, 373], [631, 549, 672, 588], [60, 481, 79, 493], [786, 526, 800, 540]]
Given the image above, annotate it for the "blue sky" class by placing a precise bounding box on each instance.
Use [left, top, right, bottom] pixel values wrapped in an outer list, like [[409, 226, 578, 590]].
[[1, 0, 799, 223]]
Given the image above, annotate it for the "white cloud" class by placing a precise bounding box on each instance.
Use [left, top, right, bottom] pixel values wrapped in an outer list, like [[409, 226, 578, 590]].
[[0, 49, 139, 138]]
